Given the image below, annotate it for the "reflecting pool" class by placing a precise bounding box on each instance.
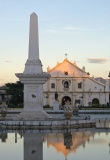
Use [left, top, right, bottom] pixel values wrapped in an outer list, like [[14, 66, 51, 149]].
[[0, 129, 110, 160]]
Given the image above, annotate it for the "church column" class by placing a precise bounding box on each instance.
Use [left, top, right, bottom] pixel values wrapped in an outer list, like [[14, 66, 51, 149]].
[[57, 79, 61, 104], [71, 78, 74, 106], [72, 79, 76, 106], [56, 78, 57, 91], [82, 78, 86, 106], [47, 78, 50, 105]]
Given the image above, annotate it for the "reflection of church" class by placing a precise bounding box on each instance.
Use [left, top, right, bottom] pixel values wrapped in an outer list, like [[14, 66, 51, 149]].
[[1, 130, 109, 160], [44, 131, 93, 156], [0, 131, 93, 160], [43, 58, 109, 107]]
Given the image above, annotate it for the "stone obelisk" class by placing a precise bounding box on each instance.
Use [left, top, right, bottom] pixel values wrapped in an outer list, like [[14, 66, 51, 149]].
[[14, 12, 51, 120], [24, 12, 42, 74]]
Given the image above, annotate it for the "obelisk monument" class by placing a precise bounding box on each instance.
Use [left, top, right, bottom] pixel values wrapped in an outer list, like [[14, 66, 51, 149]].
[[14, 12, 51, 120], [24, 12, 42, 74]]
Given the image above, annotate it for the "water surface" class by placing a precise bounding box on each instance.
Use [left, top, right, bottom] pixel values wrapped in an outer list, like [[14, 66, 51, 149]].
[[0, 129, 110, 160]]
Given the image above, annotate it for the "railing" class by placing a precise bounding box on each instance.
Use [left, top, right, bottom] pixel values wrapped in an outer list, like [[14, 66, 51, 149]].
[[79, 106, 110, 110]]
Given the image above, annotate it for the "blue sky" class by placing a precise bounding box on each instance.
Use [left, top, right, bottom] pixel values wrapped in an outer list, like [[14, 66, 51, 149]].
[[0, 0, 110, 85]]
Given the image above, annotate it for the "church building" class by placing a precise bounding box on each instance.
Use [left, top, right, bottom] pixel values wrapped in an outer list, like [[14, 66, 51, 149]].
[[43, 57, 109, 108]]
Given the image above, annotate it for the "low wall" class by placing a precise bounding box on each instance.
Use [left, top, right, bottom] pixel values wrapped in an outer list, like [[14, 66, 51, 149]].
[[0, 119, 95, 129]]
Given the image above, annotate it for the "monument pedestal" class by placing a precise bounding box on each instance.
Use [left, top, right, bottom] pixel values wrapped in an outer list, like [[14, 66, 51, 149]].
[[53, 101, 59, 111], [14, 74, 51, 120], [14, 111, 51, 120]]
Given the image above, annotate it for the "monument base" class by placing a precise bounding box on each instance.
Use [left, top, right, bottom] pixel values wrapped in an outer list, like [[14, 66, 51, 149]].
[[13, 110, 52, 120], [53, 101, 59, 111]]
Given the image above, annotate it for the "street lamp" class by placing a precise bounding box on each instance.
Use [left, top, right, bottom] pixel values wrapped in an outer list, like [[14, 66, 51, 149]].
[[108, 71, 110, 104]]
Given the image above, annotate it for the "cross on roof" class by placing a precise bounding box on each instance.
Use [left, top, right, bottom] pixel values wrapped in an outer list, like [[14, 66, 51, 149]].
[[65, 53, 68, 59]]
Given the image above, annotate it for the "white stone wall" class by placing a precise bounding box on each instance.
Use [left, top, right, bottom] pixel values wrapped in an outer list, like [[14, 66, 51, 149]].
[[43, 59, 109, 107]]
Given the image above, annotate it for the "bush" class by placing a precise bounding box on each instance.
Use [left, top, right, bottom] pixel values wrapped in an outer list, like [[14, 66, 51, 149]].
[[43, 104, 50, 108], [101, 104, 105, 108], [92, 104, 100, 108]]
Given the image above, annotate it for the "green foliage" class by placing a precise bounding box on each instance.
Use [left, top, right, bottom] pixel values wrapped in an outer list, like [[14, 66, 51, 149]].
[[92, 104, 100, 108], [5, 81, 23, 108], [43, 104, 50, 108], [101, 104, 105, 107]]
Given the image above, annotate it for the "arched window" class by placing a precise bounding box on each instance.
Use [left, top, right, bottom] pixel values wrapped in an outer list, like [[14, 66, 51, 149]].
[[92, 98, 99, 105], [64, 81, 69, 88]]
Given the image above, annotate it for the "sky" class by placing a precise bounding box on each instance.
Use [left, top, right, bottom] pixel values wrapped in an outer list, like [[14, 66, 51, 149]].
[[0, 0, 110, 86]]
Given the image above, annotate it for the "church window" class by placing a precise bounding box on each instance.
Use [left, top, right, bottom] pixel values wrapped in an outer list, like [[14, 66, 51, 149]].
[[64, 71, 68, 75], [64, 81, 69, 88], [75, 99, 80, 104], [78, 82, 82, 89], [51, 83, 55, 88]]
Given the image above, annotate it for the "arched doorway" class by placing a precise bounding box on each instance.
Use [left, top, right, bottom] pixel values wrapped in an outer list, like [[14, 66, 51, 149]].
[[92, 98, 99, 105], [62, 96, 71, 106]]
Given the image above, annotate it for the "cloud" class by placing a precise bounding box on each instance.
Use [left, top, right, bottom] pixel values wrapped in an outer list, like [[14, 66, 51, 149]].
[[5, 61, 11, 63], [47, 26, 96, 34], [47, 29, 57, 33], [87, 58, 108, 64], [0, 18, 27, 22], [40, 18, 52, 21], [47, 28, 78, 34], [62, 26, 95, 31]]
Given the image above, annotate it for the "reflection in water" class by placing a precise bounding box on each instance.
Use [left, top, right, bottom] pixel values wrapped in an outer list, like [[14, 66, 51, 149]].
[[96, 119, 110, 128], [24, 133, 43, 160], [0, 129, 110, 160], [0, 133, 8, 142], [44, 131, 92, 156], [64, 132, 73, 149]]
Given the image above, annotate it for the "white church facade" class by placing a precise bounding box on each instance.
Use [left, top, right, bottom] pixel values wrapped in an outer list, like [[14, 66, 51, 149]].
[[43, 58, 109, 108]]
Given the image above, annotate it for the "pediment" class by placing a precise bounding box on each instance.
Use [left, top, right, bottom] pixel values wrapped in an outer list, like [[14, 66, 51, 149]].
[[48, 59, 87, 77]]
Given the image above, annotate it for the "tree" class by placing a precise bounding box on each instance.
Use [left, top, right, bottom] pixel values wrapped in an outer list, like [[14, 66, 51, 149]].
[[5, 81, 23, 108]]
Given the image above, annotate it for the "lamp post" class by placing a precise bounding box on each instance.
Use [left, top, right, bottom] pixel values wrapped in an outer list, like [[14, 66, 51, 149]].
[[108, 71, 110, 104]]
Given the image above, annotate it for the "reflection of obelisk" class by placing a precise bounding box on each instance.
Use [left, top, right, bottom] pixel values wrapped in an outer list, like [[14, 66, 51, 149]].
[[24, 133, 43, 160], [14, 12, 51, 120]]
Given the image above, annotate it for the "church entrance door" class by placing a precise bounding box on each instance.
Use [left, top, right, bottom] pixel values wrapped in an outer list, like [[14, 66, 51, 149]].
[[62, 96, 71, 106], [92, 98, 99, 105]]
